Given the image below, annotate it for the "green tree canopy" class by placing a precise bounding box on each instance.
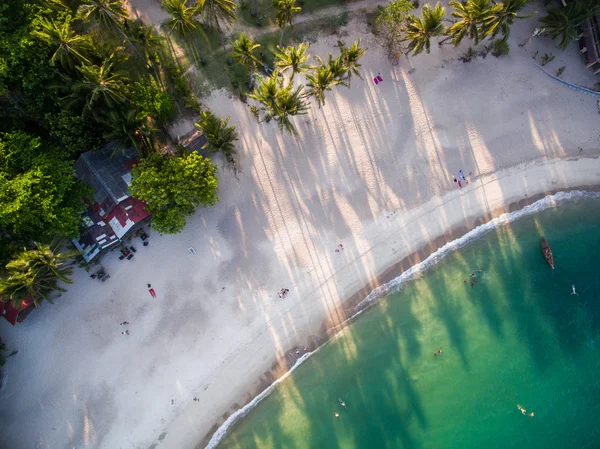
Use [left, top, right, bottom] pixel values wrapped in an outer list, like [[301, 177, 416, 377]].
[[195, 110, 239, 156], [0, 239, 76, 307], [275, 43, 311, 81], [404, 3, 446, 55], [129, 152, 219, 234], [0, 132, 87, 255], [375, 0, 415, 57]]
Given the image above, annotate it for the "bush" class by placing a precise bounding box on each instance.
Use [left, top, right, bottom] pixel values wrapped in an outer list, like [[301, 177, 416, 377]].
[[491, 39, 510, 57]]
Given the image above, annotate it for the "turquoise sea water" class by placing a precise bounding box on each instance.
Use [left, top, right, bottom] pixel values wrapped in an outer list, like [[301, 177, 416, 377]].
[[216, 194, 600, 449]]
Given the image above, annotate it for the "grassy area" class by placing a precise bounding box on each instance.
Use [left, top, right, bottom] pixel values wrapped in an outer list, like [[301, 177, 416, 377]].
[[238, 0, 347, 27], [169, 5, 355, 99]]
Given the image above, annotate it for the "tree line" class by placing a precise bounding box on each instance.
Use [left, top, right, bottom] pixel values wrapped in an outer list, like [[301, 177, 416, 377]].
[[375, 0, 600, 61], [0, 0, 239, 307]]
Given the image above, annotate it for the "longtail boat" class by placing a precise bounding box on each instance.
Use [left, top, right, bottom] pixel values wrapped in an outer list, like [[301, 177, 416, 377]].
[[541, 237, 554, 269]]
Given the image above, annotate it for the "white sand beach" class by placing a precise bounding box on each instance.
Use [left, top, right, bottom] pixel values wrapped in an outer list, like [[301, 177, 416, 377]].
[[1, 5, 600, 449]]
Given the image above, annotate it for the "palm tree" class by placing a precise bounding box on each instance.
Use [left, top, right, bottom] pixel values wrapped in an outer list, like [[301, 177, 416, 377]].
[[32, 16, 92, 69], [404, 3, 446, 55], [305, 63, 343, 108], [77, 0, 143, 58], [274, 43, 311, 82], [71, 56, 128, 115], [539, 2, 589, 50], [133, 23, 167, 87], [194, 110, 238, 156], [232, 33, 261, 89], [102, 109, 155, 156], [0, 240, 76, 308], [249, 71, 284, 118], [273, 0, 302, 47], [445, 0, 495, 46], [325, 54, 348, 84], [338, 39, 367, 85], [161, 0, 202, 36], [196, 0, 237, 54], [484, 0, 532, 42], [273, 82, 309, 134]]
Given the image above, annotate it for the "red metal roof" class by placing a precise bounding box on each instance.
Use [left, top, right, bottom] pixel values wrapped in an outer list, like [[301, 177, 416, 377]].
[[0, 296, 34, 326]]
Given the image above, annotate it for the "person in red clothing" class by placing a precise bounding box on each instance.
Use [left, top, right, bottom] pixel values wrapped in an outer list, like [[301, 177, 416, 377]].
[[148, 283, 157, 298]]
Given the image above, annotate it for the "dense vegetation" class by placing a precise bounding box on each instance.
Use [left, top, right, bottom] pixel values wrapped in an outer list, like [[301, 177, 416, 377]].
[[0, 0, 225, 305], [375, 0, 531, 60]]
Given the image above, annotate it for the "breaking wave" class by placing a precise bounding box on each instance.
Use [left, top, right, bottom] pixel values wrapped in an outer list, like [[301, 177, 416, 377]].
[[204, 189, 600, 449]]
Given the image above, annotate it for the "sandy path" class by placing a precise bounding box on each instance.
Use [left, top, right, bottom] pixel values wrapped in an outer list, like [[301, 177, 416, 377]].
[[1, 6, 600, 449]]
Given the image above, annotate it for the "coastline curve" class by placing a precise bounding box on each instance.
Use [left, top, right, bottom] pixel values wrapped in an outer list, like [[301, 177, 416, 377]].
[[204, 189, 600, 449]]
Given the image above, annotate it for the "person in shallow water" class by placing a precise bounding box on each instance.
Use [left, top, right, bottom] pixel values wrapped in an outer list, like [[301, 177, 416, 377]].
[[339, 398, 346, 408]]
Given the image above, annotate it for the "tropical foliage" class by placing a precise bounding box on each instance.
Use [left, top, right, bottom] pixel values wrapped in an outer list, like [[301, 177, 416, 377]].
[[404, 3, 446, 55], [129, 153, 219, 234], [539, 0, 597, 50], [445, 0, 495, 46], [0, 0, 223, 276], [160, 0, 202, 36], [0, 240, 76, 307], [232, 33, 261, 88], [338, 40, 367, 85], [194, 110, 239, 156], [275, 43, 311, 81], [273, 0, 302, 46], [375, 0, 415, 57]]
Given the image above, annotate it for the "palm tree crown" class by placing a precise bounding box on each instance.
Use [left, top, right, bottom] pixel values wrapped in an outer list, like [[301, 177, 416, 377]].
[[102, 109, 155, 156], [249, 71, 284, 115], [446, 0, 495, 46], [78, 0, 128, 32], [273, 81, 309, 134], [484, 0, 532, 42], [275, 43, 311, 81], [305, 61, 343, 108], [404, 2, 446, 55], [160, 0, 201, 36], [273, 0, 302, 46], [338, 39, 367, 84], [195, 110, 239, 156], [232, 33, 261, 70], [539, 2, 589, 49], [196, 0, 237, 32], [71, 55, 128, 114], [32, 16, 92, 69], [0, 240, 76, 307]]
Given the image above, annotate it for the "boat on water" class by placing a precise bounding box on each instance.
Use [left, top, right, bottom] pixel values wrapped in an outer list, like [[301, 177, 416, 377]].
[[541, 237, 554, 269]]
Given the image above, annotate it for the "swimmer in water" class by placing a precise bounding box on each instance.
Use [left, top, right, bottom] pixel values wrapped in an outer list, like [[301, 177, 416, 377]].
[[334, 412, 339, 418], [529, 412, 534, 417], [339, 398, 347, 408], [571, 285, 577, 295]]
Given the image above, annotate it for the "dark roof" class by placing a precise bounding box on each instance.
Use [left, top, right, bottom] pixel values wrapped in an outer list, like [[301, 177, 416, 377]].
[[179, 128, 209, 155], [74, 145, 138, 206]]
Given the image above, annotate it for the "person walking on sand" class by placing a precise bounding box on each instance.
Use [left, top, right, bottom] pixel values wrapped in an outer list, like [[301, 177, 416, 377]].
[[148, 284, 157, 298]]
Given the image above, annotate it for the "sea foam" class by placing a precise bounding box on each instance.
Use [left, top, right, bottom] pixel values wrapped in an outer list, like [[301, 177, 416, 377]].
[[204, 189, 600, 449]]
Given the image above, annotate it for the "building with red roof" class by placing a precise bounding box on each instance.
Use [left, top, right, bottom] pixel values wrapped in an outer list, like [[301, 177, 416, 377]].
[[72, 146, 150, 262]]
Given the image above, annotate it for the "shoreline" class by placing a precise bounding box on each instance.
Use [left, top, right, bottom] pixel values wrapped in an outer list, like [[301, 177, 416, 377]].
[[3, 9, 600, 449], [197, 156, 600, 449]]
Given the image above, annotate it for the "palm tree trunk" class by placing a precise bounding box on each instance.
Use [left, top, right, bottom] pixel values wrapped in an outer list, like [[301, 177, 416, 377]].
[[220, 33, 228, 56], [404, 52, 415, 73], [438, 35, 453, 46], [279, 28, 285, 47], [115, 25, 144, 60], [249, 66, 256, 90]]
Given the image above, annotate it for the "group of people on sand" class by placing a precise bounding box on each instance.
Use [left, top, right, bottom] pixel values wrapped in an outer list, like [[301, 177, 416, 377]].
[[464, 270, 484, 287], [278, 288, 290, 298], [453, 170, 472, 189]]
